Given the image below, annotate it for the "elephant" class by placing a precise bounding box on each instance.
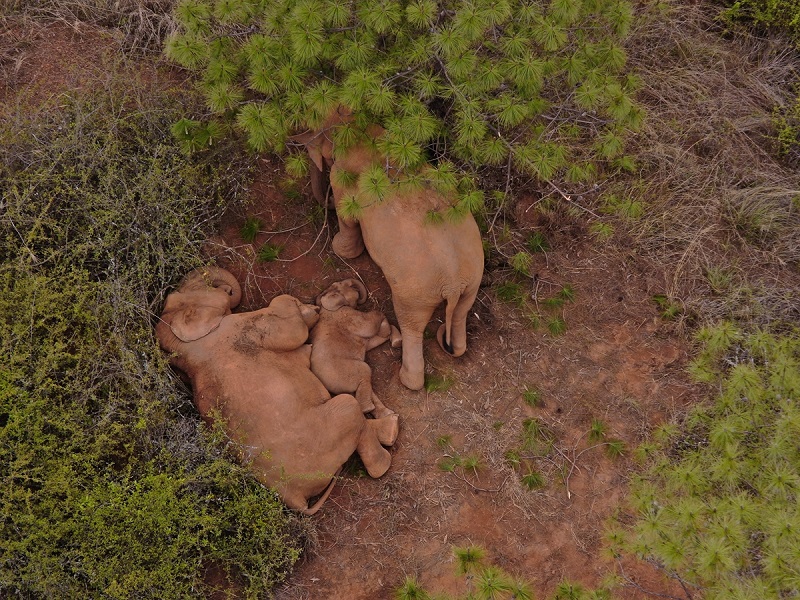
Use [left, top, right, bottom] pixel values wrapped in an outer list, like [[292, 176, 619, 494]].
[[155, 266, 399, 514], [310, 278, 401, 420], [292, 107, 484, 391]]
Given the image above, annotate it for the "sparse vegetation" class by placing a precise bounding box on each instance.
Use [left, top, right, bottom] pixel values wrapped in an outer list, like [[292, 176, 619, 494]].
[[394, 546, 610, 599], [424, 372, 455, 393], [240, 215, 263, 242]]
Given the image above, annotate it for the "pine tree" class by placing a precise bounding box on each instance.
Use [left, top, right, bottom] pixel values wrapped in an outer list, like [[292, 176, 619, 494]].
[[165, 0, 644, 209]]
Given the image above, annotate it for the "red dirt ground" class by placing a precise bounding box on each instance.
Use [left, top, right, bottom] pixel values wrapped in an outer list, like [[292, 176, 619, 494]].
[[3, 22, 701, 599], [209, 161, 698, 599]]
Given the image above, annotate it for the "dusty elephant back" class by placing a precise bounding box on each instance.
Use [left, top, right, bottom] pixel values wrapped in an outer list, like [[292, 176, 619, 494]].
[[358, 195, 483, 296]]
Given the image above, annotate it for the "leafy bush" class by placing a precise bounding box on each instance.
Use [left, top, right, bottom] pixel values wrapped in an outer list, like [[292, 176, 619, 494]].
[[721, 0, 800, 44], [0, 75, 300, 597], [166, 0, 643, 209], [624, 325, 800, 598]]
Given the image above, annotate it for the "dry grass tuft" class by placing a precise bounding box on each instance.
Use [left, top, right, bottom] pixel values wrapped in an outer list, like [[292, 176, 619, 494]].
[[2, 0, 178, 54], [614, 1, 800, 328]]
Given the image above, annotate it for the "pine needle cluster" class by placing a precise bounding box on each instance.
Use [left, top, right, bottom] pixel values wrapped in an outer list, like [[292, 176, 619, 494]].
[[166, 0, 642, 207], [627, 328, 800, 598]]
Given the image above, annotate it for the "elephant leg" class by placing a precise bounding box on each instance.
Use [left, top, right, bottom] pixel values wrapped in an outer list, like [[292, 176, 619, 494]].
[[357, 421, 392, 478], [436, 285, 478, 358], [308, 159, 330, 206], [353, 365, 377, 414], [393, 303, 436, 391], [370, 413, 399, 446], [389, 325, 402, 348], [368, 390, 395, 420], [332, 214, 365, 259], [351, 361, 396, 418]]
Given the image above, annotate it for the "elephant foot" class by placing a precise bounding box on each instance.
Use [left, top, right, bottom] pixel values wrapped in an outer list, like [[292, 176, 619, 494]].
[[370, 404, 396, 420], [358, 433, 392, 478], [399, 365, 424, 391], [369, 413, 399, 446], [436, 324, 465, 357], [332, 233, 365, 259], [390, 325, 402, 348]]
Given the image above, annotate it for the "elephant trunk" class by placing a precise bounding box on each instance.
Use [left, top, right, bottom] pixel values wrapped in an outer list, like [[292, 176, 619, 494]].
[[180, 266, 242, 309], [349, 279, 368, 304]]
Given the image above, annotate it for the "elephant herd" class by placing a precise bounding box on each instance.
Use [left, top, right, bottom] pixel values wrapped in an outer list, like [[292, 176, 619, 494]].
[[156, 108, 484, 513]]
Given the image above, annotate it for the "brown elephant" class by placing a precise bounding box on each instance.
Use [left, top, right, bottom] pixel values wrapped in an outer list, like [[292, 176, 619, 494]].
[[155, 266, 398, 514], [293, 108, 484, 391], [310, 279, 401, 420]]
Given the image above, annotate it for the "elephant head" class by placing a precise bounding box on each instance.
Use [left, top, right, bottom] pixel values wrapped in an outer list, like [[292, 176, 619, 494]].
[[159, 266, 242, 343], [315, 279, 367, 312], [290, 105, 353, 176]]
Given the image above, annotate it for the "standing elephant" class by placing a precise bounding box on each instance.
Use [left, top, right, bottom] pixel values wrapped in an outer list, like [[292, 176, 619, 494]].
[[310, 278, 401, 419], [293, 108, 484, 391], [155, 266, 398, 514]]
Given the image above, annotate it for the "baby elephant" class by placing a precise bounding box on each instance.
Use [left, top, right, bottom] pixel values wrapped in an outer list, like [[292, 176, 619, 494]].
[[310, 279, 400, 420]]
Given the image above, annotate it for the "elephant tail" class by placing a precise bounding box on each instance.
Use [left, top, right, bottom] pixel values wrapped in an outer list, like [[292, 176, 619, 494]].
[[442, 290, 460, 355], [300, 469, 341, 516]]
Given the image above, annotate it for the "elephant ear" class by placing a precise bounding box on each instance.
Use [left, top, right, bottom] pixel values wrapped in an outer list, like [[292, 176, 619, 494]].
[[319, 291, 346, 312], [170, 306, 225, 342]]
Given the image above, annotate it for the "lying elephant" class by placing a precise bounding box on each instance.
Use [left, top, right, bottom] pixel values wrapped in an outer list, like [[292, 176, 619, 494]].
[[310, 278, 401, 420], [155, 266, 398, 514], [293, 107, 484, 390]]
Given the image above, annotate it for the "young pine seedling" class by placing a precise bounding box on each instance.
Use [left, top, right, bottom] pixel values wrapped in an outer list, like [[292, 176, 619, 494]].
[[521, 468, 546, 490], [522, 385, 543, 407], [526, 231, 550, 253], [240, 216, 262, 243], [589, 419, 608, 443], [548, 316, 567, 335], [424, 373, 454, 393], [257, 243, 282, 262]]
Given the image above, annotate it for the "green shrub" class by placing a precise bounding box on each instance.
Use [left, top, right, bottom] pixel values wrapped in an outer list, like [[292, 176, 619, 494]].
[[0, 76, 300, 597], [166, 0, 643, 208], [626, 328, 800, 598], [721, 0, 800, 44]]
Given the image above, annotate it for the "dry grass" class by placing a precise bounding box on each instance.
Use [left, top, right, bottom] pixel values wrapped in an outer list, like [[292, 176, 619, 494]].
[[611, 2, 800, 329], [1, 0, 177, 54]]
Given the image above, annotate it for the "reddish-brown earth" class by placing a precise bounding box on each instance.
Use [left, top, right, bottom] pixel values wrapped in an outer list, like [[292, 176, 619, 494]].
[[3, 22, 700, 599], [209, 161, 698, 599]]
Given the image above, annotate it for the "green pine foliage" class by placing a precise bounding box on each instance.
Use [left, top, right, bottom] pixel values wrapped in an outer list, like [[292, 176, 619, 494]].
[[626, 328, 800, 597], [0, 79, 299, 596], [166, 0, 643, 206]]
